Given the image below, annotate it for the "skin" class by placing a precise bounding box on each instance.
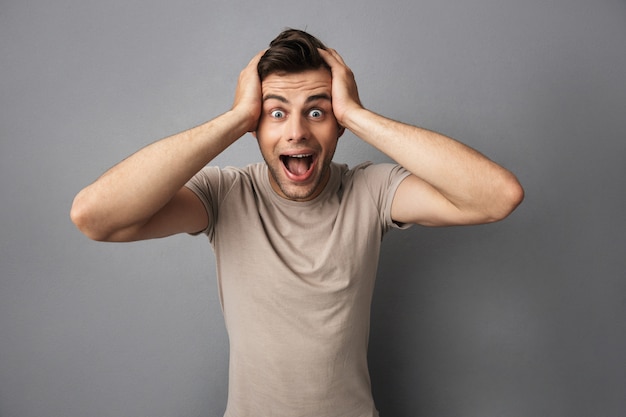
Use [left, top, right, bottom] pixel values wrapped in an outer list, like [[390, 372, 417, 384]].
[[253, 69, 344, 201], [317, 48, 524, 226], [70, 47, 523, 242]]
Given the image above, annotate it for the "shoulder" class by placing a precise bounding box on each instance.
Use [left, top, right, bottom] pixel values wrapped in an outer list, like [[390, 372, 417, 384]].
[[185, 163, 268, 216], [188, 163, 265, 190], [335, 162, 412, 232], [337, 161, 410, 207], [343, 162, 410, 189]]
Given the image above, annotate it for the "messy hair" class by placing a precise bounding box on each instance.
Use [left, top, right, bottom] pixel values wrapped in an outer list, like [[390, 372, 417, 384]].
[[257, 29, 329, 81]]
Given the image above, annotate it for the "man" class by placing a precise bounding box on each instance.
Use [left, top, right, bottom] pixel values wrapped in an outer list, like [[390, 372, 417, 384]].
[[71, 29, 523, 417]]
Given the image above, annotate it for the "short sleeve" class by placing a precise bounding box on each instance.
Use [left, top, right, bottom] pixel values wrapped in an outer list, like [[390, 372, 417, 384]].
[[184, 166, 223, 239], [357, 162, 413, 233]]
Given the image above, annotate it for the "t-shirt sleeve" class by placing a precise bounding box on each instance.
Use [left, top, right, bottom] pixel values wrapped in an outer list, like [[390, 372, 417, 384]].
[[359, 162, 413, 233], [184, 166, 223, 238]]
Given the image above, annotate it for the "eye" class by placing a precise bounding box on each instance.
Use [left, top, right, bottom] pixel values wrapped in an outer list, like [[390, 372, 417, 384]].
[[270, 109, 286, 119], [308, 109, 324, 119]]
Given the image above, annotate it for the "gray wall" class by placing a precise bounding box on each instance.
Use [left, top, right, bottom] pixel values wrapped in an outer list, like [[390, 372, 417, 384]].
[[1, 0, 625, 416]]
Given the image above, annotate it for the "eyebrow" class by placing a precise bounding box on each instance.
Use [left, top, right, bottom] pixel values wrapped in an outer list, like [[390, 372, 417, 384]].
[[263, 93, 332, 104]]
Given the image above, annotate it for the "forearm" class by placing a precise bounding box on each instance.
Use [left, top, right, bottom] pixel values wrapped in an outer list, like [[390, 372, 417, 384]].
[[71, 109, 248, 239], [342, 108, 523, 219], [318, 47, 522, 224]]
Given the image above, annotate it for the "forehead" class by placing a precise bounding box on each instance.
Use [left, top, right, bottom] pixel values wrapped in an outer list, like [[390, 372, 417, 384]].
[[262, 69, 332, 102]]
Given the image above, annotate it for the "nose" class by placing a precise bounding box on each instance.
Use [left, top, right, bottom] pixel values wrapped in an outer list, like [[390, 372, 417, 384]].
[[285, 115, 309, 142]]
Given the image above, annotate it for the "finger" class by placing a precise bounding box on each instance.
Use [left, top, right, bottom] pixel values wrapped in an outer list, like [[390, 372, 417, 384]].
[[247, 48, 268, 68], [318, 48, 350, 73], [326, 48, 347, 66], [318, 48, 339, 67]]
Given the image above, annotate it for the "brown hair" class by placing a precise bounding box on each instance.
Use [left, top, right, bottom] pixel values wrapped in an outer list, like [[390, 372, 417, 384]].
[[257, 29, 329, 81]]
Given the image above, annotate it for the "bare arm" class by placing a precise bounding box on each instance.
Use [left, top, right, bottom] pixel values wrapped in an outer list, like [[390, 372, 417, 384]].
[[70, 51, 265, 241], [319, 48, 524, 226]]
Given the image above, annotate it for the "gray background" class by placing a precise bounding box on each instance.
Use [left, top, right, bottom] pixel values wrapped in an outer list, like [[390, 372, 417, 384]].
[[1, 0, 625, 416]]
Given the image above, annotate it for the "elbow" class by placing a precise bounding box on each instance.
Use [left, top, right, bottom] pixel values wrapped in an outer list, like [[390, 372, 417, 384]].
[[70, 194, 111, 241], [490, 175, 525, 222], [505, 174, 525, 214]]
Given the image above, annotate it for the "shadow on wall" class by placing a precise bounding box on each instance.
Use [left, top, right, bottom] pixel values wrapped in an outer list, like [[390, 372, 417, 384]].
[[368, 226, 458, 415], [368, 222, 524, 416]]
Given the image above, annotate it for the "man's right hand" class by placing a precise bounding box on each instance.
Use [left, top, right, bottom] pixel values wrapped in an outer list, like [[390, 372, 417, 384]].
[[71, 50, 269, 242], [232, 50, 266, 133]]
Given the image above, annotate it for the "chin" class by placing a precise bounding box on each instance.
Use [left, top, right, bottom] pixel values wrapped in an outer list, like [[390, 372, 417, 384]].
[[277, 183, 320, 201], [272, 171, 324, 201]]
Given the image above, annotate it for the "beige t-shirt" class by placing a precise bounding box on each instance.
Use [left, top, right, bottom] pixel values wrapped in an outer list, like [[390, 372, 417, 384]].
[[186, 161, 410, 417]]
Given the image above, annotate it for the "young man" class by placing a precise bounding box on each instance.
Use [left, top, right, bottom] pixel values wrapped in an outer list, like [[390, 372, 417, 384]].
[[71, 29, 523, 417]]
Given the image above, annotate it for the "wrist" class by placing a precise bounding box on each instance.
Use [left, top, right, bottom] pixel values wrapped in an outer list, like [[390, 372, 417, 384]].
[[338, 106, 369, 132], [227, 106, 260, 134]]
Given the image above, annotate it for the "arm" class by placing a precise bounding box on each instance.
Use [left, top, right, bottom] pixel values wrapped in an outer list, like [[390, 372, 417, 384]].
[[70, 51, 265, 241], [319, 48, 524, 226]]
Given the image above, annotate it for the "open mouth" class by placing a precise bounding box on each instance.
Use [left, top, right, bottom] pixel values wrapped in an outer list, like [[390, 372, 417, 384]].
[[280, 153, 315, 178]]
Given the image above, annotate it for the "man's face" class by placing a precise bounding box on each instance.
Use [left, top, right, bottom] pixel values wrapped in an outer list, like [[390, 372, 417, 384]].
[[254, 68, 343, 201]]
